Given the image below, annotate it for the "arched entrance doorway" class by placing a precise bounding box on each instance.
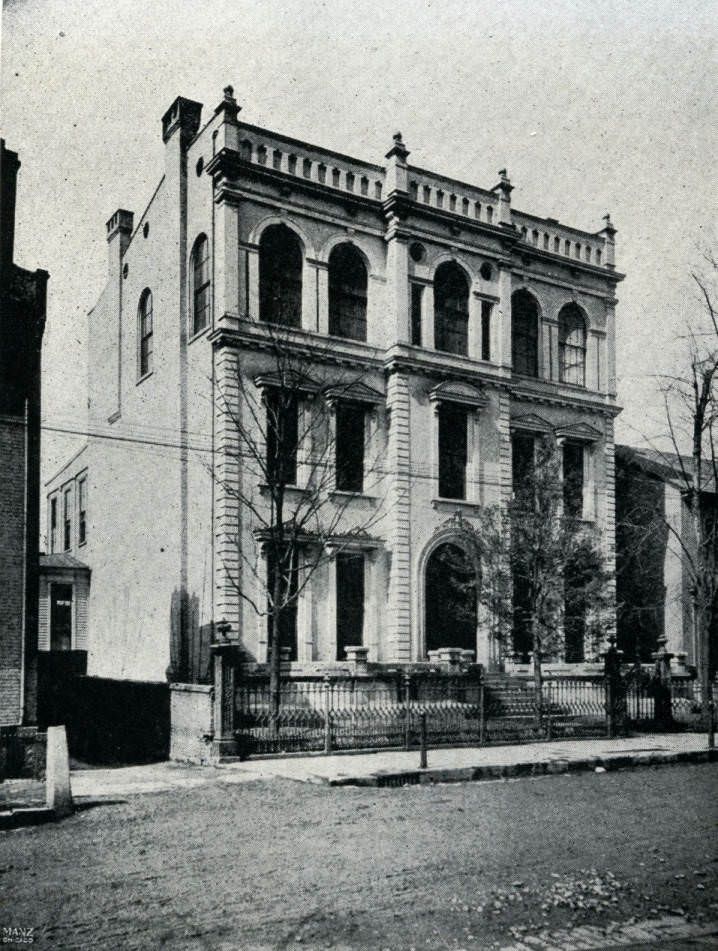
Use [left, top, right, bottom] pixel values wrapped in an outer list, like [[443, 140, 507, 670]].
[[424, 542, 478, 654]]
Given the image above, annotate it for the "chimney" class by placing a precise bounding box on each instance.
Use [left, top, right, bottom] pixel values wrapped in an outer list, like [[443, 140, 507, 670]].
[[162, 96, 203, 148], [1, 139, 21, 277], [106, 209, 134, 275]]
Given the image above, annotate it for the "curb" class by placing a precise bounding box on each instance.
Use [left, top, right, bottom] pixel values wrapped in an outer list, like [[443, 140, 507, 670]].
[[323, 747, 718, 787], [0, 806, 56, 830]]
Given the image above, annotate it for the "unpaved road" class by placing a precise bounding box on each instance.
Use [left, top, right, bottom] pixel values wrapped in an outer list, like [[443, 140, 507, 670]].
[[1, 763, 716, 949]]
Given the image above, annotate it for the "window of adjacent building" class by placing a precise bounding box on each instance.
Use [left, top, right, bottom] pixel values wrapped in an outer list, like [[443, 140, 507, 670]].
[[564, 560, 586, 663], [266, 550, 298, 662], [511, 290, 539, 377], [481, 300, 492, 361], [336, 552, 365, 659], [562, 441, 584, 518], [50, 496, 57, 553], [410, 283, 423, 347], [190, 234, 210, 335], [328, 244, 368, 341], [259, 224, 303, 327], [78, 477, 87, 546], [50, 583, 73, 652], [63, 488, 72, 551], [138, 288, 153, 378], [434, 262, 469, 356], [438, 403, 468, 499], [335, 402, 365, 492], [558, 303, 587, 386], [512, 432, 535, 498], [265, 390, 299, 485]]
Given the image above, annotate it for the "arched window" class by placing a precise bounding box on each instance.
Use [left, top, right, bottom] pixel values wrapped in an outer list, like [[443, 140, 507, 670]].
[[259, 224, 303, 327], [434, 262, 469, 356], [138, 289, 153, 378], [190, 234, 210, 335], [558, 304, 587, 386], [511, 290, 539, 377], [328, 244, 368, 341]]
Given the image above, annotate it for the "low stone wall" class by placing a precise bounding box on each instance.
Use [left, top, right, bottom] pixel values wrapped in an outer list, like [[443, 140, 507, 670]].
[[170, 683, 214, 764], [0, 725, 46, 778]]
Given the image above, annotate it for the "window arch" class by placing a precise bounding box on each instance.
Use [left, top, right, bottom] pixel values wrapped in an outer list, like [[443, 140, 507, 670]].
[[259, 224, 303, 327], [558, 303, 587, 386], [138, 289, 153, 378], [328, 243, 368, 341], [424, 541, 478, 654], [434, 261, 469, 356], [190, 234, 210, 335], [511, 290, 539, 377]]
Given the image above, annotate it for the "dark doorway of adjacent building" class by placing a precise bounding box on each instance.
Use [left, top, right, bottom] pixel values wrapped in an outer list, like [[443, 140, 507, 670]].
[[425, 543, 477, 654], [50, 583, 73, 651]]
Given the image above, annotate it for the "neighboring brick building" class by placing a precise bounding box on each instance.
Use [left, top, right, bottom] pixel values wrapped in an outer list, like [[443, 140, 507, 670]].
[[0, 139, 48, 774], [61, 89, 623, 752]]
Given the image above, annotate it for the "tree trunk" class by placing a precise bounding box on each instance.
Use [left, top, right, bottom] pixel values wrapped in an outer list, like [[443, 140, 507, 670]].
[[269, 565, 283, 739], [531, 614, 543, 725]]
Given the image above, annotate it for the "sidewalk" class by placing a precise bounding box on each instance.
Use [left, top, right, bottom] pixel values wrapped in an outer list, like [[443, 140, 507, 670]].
[[1, 733, 714, 818]]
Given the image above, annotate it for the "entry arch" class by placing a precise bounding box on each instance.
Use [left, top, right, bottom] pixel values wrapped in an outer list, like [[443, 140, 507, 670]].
[[418, 528, 481, 658]]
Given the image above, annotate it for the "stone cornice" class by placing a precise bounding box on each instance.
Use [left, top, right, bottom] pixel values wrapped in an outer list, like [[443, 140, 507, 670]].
[[511, 383, 622, 418], [512, 245, 625, 285]]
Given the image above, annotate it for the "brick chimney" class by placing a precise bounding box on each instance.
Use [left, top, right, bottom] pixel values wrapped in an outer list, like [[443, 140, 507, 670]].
[[1, 140, 21, 279], [105, 208, 134, 275]]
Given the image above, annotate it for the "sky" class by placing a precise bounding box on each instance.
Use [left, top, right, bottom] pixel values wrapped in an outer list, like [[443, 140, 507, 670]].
[[2, 0, 716, 478]]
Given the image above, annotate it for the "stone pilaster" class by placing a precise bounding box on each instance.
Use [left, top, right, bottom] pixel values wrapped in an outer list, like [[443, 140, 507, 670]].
[[496, 389, 513, 508], [602, 415, 617, 640], [213, 345, 242, 639], [385, 369, 412, 660]]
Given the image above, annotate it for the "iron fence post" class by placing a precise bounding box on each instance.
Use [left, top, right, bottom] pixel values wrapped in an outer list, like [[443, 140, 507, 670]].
[[479, 677, 486, 745], [323, 675, 332, 754], [404, 670, 411, 750], [419, 712, 427, 769]]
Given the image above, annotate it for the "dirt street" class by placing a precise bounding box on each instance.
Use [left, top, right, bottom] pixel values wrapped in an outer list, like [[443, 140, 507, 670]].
[[1, 763, 717, 949]]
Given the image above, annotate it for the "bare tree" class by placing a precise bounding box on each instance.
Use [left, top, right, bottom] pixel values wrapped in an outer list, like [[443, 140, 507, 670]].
[[213, 321, 388, 731], [461, 435, 613, 717], [651, 252, 718, 742]]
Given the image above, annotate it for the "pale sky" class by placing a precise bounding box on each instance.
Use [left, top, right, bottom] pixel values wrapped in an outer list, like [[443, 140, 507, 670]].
[[2, 0, 716, 477]]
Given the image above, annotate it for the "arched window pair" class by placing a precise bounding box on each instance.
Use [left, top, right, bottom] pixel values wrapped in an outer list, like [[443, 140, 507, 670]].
[[510, 291, 587, 385], [257, 224, 368, 342]]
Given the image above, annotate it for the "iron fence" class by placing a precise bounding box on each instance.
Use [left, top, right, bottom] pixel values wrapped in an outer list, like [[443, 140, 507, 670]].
[[233, 669, 713, 757]]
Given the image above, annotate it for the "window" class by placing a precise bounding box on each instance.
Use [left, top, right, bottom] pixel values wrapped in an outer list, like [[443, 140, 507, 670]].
[[511, 290, 539, 377], [410, 283, 423, 346], [434, 262, 469, 356], [265, 390, 299, 485], [335, 402, 365, 492], [564, 560, 586, 663], [50, 497, 57, 553], [190, 234, 210, 335], [558, 304, 587, 386], [328, 244, 368, 341], [562, 442, 584, 518], [481, 300, 492, 361], [63, 488, 72, 551], [259, 225, 303, 327], [512, 433, 535, 498], [138, 289, 153, 378], [336, 553, 365, 659], [78, 477, 87, 545], [438, 403, 468, 499], [266, 550, 298, 662]]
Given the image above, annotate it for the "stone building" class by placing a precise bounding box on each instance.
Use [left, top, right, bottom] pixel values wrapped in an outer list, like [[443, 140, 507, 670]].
[[61, 89, 623, 711], [0, 139, 48, 773], [615, 445, 716, 674]]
